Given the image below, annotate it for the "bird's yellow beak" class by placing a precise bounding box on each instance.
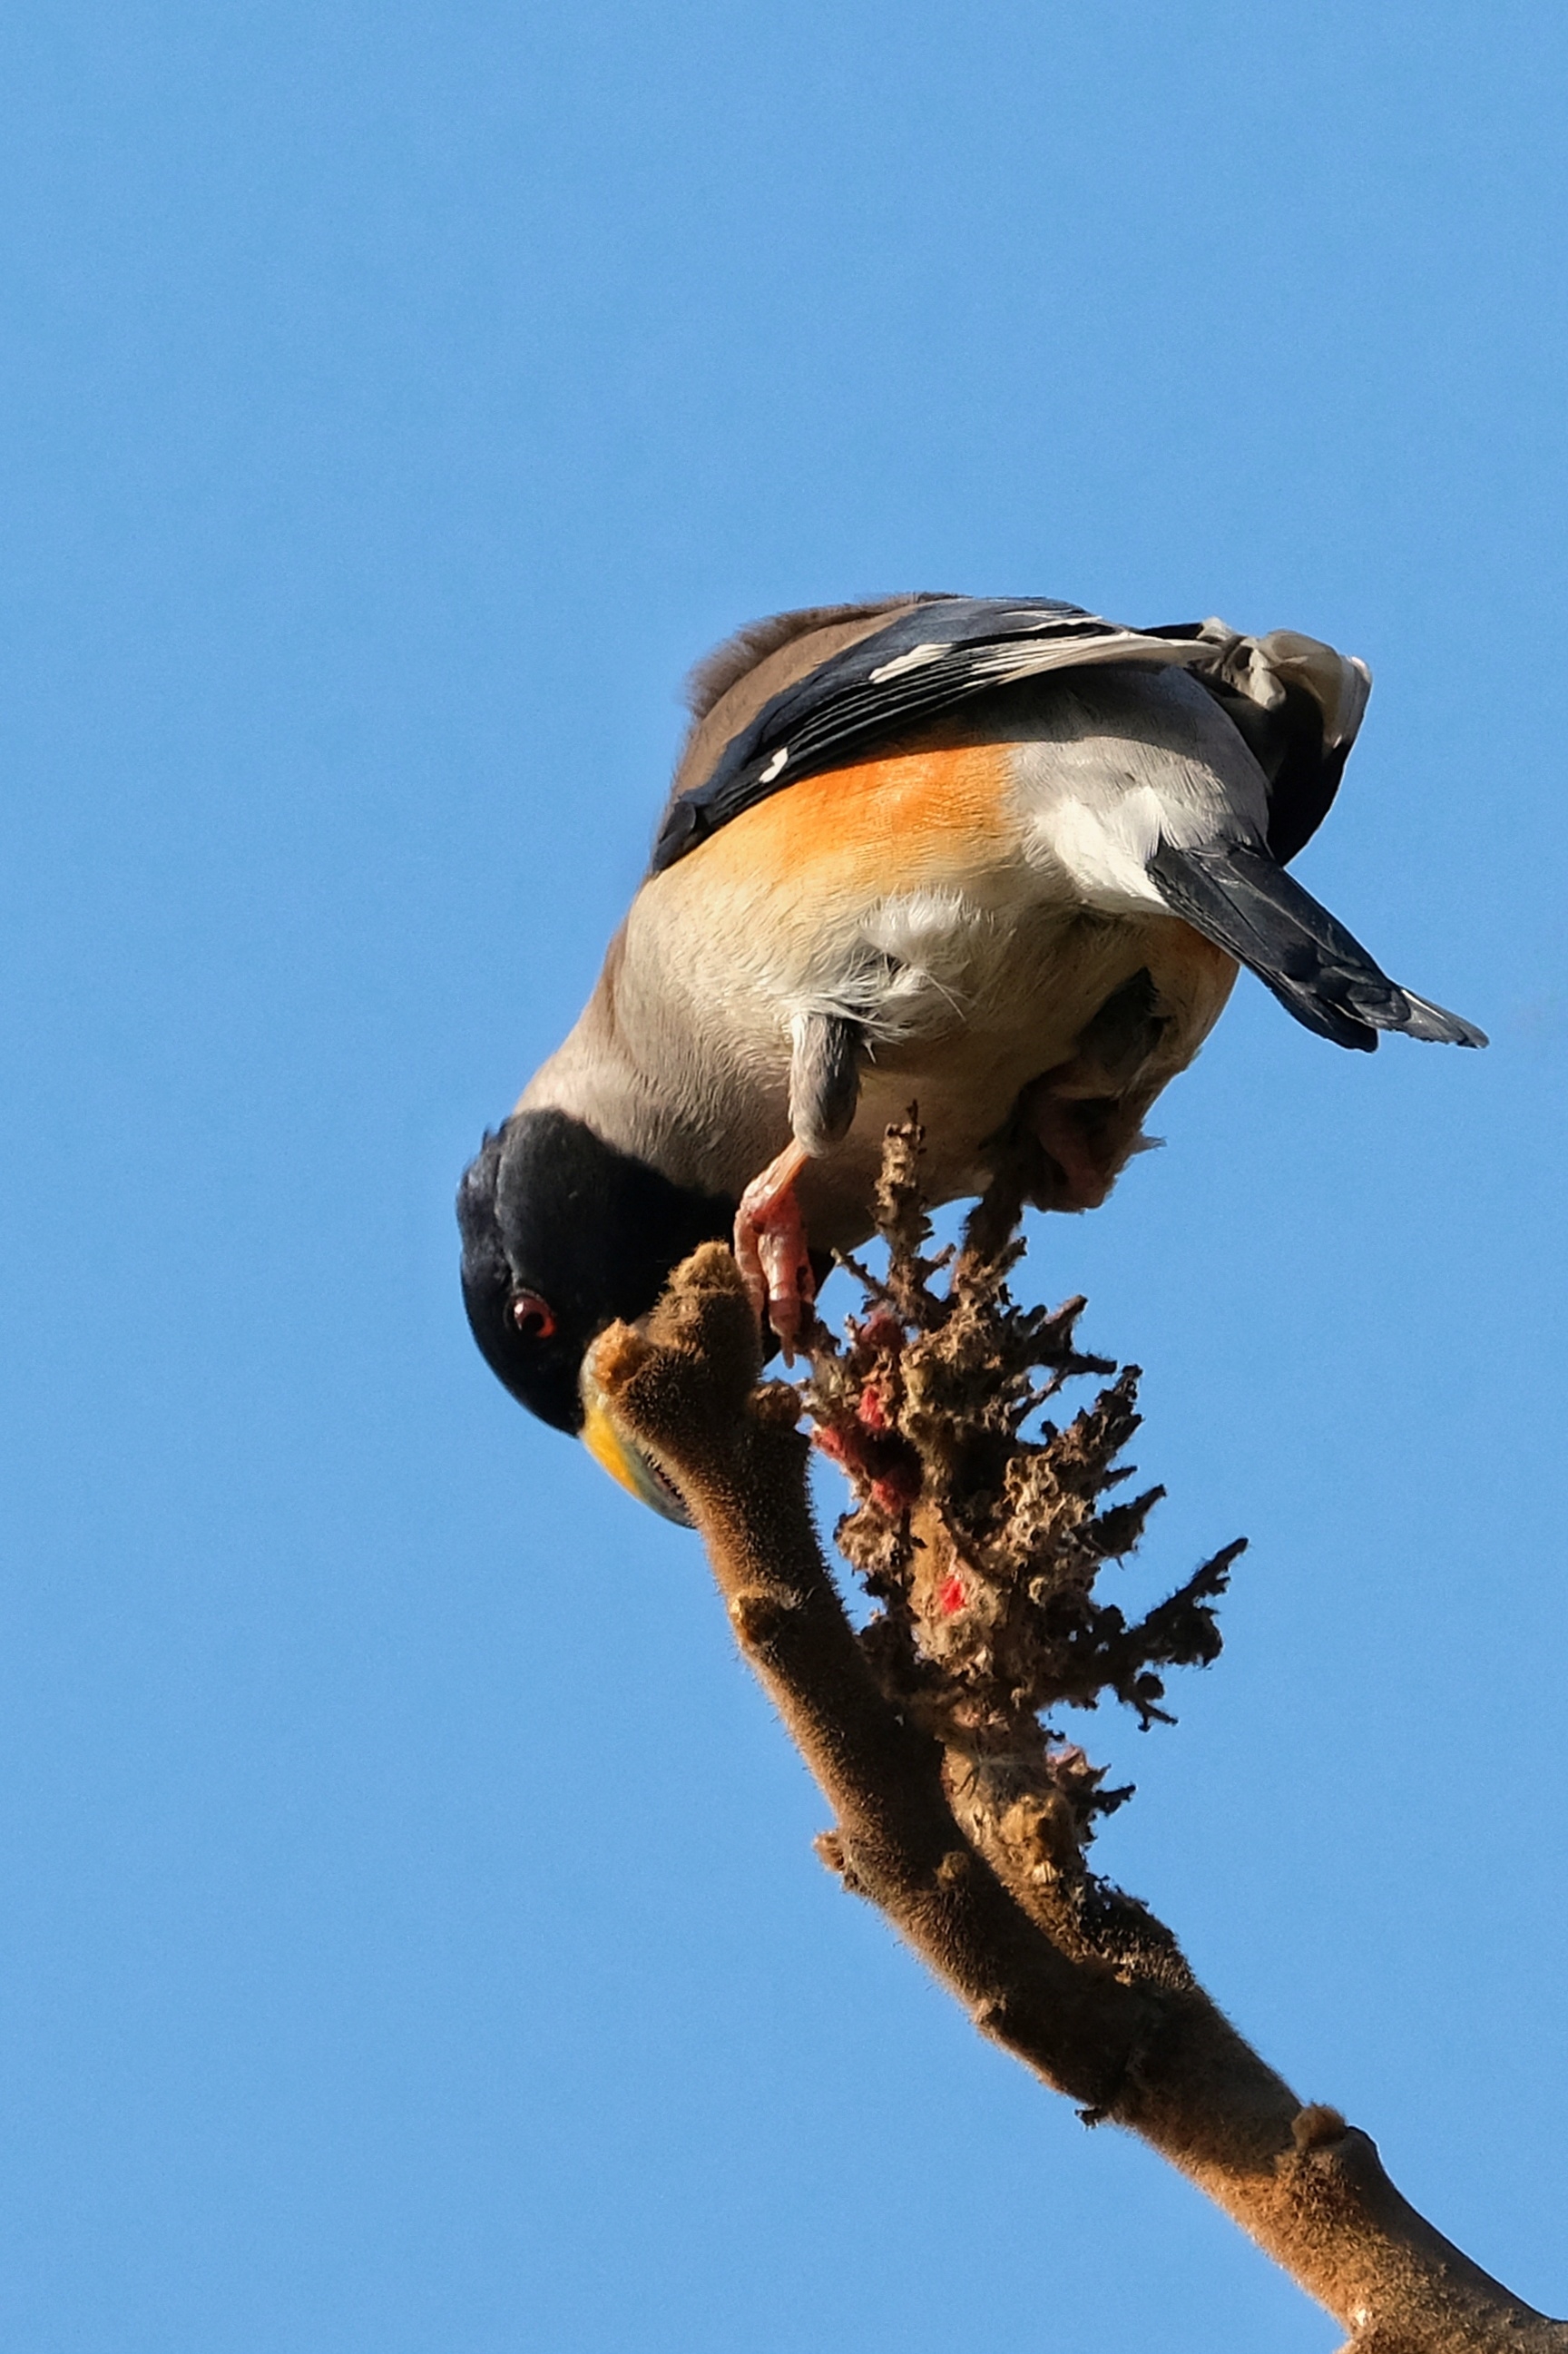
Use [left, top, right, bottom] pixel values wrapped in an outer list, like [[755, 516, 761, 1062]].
[[578, 1358, 695, 1527]]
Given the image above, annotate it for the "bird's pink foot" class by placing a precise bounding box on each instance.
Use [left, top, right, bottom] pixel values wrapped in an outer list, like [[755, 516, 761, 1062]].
[[734, 1141, 815, 1361]]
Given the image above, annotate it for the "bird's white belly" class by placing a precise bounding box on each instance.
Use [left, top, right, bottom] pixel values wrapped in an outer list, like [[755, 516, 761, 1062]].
[[623, 867, 1219, 1225]]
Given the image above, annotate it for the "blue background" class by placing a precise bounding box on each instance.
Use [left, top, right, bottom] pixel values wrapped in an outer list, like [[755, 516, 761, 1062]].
[[1, 4, 1563, 2346]]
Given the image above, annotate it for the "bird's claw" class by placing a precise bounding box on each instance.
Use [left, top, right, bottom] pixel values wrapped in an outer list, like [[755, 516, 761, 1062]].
[[734, 1144, 815, 1364]]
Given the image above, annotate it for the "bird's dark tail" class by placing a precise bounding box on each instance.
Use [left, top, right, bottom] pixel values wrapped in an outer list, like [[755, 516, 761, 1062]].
[[1146, 840, 1486, 1054]]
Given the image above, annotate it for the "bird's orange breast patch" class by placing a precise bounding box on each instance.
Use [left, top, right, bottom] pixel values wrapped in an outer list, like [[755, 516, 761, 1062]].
[[683, 735, 1020, 897]]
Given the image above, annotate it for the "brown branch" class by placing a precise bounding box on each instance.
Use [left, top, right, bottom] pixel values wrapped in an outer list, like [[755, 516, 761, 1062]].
[[591, 1183, 1563, 2353]]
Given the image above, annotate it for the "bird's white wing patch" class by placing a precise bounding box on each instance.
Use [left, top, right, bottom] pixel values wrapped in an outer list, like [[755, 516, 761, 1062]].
[[867, 641, 953, 683]]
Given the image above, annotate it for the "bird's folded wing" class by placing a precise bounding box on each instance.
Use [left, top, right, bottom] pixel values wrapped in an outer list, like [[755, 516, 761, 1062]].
[[652, 598, 1369, 875]]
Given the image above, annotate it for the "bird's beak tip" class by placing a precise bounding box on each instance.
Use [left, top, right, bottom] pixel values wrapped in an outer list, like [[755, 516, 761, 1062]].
[[578, 1363, 695, 1527]]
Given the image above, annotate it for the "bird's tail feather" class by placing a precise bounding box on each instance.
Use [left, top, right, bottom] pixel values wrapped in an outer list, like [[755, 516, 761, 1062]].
[[1146, 840, 1486, 1054]]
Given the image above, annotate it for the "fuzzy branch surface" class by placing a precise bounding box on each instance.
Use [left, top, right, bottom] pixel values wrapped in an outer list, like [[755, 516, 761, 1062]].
[[590, 1123, 1562, 2352]]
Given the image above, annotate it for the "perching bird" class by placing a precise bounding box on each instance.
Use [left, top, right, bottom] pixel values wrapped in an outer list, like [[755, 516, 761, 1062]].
[[458, 593, 1484, 1518]]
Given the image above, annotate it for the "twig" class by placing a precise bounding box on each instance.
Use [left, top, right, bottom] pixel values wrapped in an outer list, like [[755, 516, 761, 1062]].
[[590, 1131, 1563, 2354]]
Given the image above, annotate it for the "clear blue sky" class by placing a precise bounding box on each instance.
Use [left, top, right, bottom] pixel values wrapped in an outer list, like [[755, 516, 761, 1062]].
[[1, 5, 1563, 2347]]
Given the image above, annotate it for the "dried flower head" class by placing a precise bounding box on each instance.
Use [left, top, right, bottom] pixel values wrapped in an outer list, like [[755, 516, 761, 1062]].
[[802, 1117, 1245, 1976]]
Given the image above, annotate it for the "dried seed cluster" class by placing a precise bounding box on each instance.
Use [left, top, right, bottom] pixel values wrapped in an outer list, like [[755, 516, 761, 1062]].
[[803, 1119, 1245, 1893]]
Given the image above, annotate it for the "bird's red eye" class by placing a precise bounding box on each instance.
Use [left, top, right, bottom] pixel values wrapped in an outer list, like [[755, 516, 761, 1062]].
[[510, 1290, 556, 1340]]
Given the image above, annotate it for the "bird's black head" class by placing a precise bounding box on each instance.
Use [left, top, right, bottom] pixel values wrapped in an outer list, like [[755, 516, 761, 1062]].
[[456, 1108, 735, 1439]]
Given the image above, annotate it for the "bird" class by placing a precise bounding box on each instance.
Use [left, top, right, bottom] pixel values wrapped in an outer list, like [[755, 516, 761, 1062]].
[[457, 593, 1484, 1520]]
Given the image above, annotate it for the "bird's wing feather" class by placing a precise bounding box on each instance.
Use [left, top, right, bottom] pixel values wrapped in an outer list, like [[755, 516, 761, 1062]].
[[652, 598, 1368, 876], [1146, 840, 1485, 1052]]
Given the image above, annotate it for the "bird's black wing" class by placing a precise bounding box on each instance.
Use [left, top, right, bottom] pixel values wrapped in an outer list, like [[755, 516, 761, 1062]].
[[652, 599, 1370, 875], [651, 596, 1216, 873], [1147, 840, 1486, 1052]]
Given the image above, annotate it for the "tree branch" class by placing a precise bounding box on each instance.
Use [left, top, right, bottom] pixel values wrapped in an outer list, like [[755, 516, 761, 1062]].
[[591, 1134, 1563, 2353]]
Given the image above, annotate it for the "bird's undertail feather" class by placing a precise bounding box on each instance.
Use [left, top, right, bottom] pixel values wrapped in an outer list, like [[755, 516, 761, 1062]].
[[1145, 841, 1486, 1054]]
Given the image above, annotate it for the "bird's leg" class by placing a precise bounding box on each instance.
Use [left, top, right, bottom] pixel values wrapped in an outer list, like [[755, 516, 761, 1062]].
[[734, 1139, 815, 1362], [733, 1011, 862, 1359]]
